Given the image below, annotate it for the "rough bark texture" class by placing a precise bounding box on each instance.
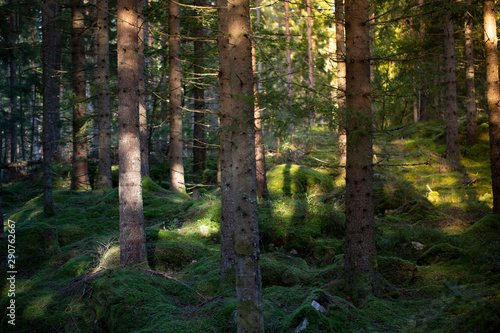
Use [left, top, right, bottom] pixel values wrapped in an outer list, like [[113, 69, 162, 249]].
[[42, 0, 58, 216], [306, 0, 314, 102], [443, 4, 460, 164], [169, 0, 185, 193], [228, 0, 264, 331], [139, 0, 149, 176], [71, 0, 90, 191], [117, 0, 147, 265], [336, 0, 347, 172], [97, 0, 112, 189], [344, 0, 377, 302], [218, 0, 235, 287], [484, 0, 500, 214], [193, 0, 206, 175], [465, 0, 476, 146]]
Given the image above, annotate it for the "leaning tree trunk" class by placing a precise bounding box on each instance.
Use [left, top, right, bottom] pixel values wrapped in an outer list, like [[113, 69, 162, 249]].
[[97, 0, 112, 189], [228, 0, 264, 331], [443, 2, 460, 165], [465, 0, 476, 146], [41, 0, 59, 216], [71, 0, 90, 191], [217, 0, 235, 288], [484, 0, 500, 214], [168, 0, 185, 193], [117, 0, 147, 265], [344, 0, 378, 302], [336, 0, 347, 174]]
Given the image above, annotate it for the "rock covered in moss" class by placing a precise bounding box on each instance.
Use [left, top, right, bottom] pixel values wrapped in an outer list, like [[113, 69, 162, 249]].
[[378, 256, 418, 286], [417, 243, 466, 265]]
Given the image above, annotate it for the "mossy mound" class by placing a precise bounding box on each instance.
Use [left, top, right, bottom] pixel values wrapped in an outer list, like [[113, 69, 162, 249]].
[[417, 243, 466, 265], [260, 253, 309, 287], [152, 239, 211, 272], [463, 214, 500, 239], [305, 238, 343, 267], [378, 256, 417, 286], [267, 164, 334, 197]]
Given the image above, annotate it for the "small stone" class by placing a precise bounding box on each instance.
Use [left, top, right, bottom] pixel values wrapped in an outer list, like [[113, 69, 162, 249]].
[[294, 318, 308, 333], [311, 300, 326, 313], [411, 241, 426, 251], [289, 249, 298, 256]]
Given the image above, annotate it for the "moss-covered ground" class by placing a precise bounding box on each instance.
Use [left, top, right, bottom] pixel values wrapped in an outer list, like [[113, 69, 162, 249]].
[[1, 119, 499, 332]]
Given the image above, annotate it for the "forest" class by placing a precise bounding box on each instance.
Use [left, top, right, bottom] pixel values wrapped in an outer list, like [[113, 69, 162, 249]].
[[0, 0, 499, 332]]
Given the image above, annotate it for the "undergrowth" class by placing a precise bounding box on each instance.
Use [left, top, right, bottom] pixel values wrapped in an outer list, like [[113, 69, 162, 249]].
[[1, 121, 499, 332]]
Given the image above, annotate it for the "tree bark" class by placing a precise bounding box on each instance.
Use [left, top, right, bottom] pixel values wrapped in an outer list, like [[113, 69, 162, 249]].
[[285, 0, 293, 102], [228, 0, 264, 331], [443, 2, 460, 164], [252, 11, 267, 199], [97, 0, 112, 189], [344, 0, 377, 302], [306, 0, 314, 127], [169, 0, 185, 193], [193, 0, 207, 175], [484, 0, 500, 214], [217, 0, 235, 288], [465, 0, 476, 146], [71, 0, 90, 191], [117, 0, 147, 265], [8, 1, 18, 164], [42, 0, 58, 216], [336, 0, 347, 173], [139, 0, 149, 176]]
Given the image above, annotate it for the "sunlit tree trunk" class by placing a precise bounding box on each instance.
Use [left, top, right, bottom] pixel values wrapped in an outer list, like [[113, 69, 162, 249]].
[[484, 0, 500, 213], [217, 0, 235, 288], [465, 0, 476, 146], [71, 0, 90, 191], [117, 0, 147, 265], [443, 2, 460, 165], [97, 0, 112, 189], [344, 0, 377, 302], [139, 0, 149, 176], [252, 9, 267, 199], [228, 0, 264, 331], [193, 0, 206, 175], [336, 0, 346, 174], [169, 0, 185, 193], [42, 0, 58, 216]]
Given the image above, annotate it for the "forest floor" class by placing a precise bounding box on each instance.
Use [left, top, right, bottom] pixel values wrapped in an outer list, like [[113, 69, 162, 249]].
[[1, 119, 499, 332]]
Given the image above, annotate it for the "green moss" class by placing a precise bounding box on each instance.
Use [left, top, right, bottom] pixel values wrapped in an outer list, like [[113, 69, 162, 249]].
[[378, 256, 417, 286], [418, 243, 466, 265], [260, 254, 308, 287], [152, 240, 210, 271], [267, 164, 334, 197]]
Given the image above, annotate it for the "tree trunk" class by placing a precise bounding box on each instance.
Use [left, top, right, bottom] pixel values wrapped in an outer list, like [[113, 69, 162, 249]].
[[193, 0, 206, 175], [465, 0, 476, 146], [336, 0, 346, 173], [217, 0, 235, 288], [71, 0, 90, 191], [117, 0, 147, 265], [97, 0, 112, 189], [484, 0, 500, 214], [285, 0, 293, 102], [443, 3, 460, 164], [169, 0, 185, 193], [306, 0, 314, 126], [252, 12, 267, 199], [344, 0, 377, 302], [42, 0, 58, 216], [228, 0, 264, 331], [139, 0, 149, 177], [8, 2, 18, 164]]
